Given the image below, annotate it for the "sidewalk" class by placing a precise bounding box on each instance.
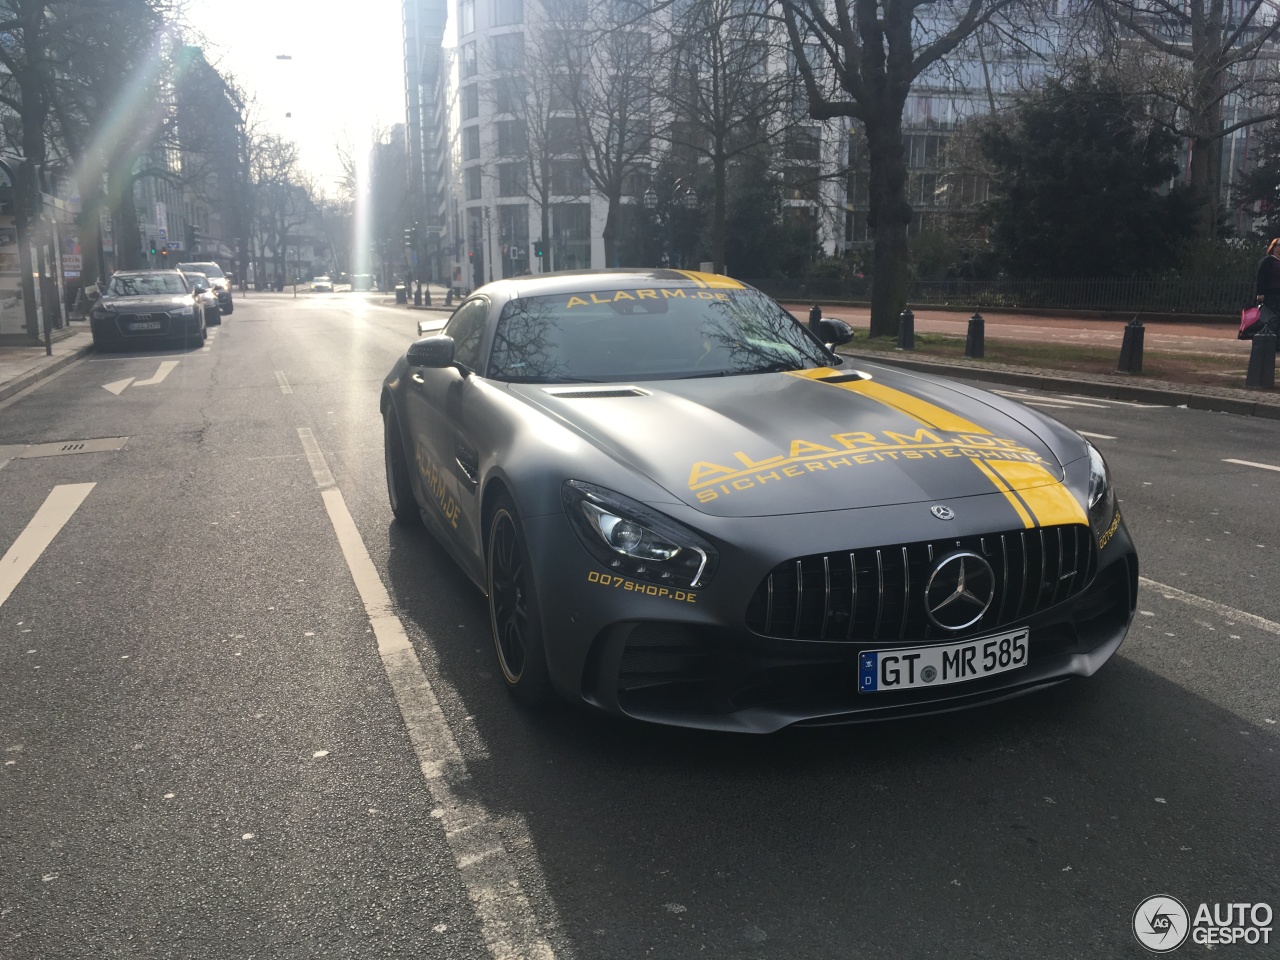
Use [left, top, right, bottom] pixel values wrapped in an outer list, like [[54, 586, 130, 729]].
[[1, 307, 1275, 418]]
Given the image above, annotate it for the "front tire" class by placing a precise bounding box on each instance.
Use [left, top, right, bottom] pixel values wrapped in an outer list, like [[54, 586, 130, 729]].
[[487, 495, 552, 706], [383, 405, 421, 526]]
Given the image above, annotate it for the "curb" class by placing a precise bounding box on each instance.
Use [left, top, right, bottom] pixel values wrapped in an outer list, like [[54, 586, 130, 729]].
[[0, 341, 95, 404], [848, 351, 1280, 420]]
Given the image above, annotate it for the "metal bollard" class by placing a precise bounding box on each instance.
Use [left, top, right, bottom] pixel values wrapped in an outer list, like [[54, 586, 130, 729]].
[[1117, 316, 1145, 374], [1245, 332, 1276, 390], [965, 312, 985, 359], [413, 283, 422, 306], [897, 308, 915, 350], [444, 287, 454, 306], [809, 303, 822, 335]]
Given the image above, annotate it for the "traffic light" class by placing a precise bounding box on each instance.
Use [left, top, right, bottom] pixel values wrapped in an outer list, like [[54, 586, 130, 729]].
[[404, 227, 413, 246], [533, 239, 544, 258], [160, 249, 168, 260], [468, 250, 474, 263], [149, 241, 157, 255]]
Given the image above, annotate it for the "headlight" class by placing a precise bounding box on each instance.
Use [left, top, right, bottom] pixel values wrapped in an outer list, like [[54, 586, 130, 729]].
[[1085, 441, 1116, 535], [563, 480, 717, 588], [173, 305, 195, 317]]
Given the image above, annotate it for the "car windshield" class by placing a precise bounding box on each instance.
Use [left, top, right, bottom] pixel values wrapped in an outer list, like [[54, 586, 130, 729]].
[[107, 274, 189, 296], [179, 262, 224, 278], [488, 286, 832, 383]]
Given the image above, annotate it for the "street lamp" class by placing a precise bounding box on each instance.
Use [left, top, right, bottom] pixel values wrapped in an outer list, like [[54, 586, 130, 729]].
[[643, 178, 698, 268]]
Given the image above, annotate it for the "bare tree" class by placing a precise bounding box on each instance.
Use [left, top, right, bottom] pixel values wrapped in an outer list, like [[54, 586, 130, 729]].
[[776, 0, 1025, 335], [560, 0, 657, 267], [1091, 0, 1280, 237], [660, 0, 801, 273]]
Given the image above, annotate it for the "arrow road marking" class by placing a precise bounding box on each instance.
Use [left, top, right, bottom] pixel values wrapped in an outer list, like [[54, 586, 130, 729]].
[[0, 483, 96, 608], [102, 360, 179, 394], [133, 360, 179, 386]]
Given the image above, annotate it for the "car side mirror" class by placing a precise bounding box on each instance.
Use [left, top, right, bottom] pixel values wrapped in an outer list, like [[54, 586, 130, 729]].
[[818, 318, 854, 348], [86, 285, 101, 300], [192, 283, 209, 295], [406, 334, 456, 368]]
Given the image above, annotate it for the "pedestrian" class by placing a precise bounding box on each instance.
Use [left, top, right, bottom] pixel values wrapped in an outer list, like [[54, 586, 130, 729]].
[[1255, 238, 1280, 335]]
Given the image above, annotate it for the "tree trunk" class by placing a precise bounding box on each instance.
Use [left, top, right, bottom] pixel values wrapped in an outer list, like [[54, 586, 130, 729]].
[[601, 190, 621, 268], [712, 154, 727, 274], [865, 114, 911, 337], [112, 171, 143, 270], [540, 198, 552, 273]]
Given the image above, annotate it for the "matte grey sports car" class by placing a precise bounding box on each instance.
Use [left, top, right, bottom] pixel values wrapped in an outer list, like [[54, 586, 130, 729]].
[[381, 269, 1137, 732]]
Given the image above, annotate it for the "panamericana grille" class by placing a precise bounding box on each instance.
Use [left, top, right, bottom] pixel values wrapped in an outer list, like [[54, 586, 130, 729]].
[[745, 524, 1096, 643]]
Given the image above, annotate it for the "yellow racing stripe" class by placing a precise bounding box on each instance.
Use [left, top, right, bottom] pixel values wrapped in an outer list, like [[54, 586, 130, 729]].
[[986, 460, 1088, 526], [969, 458, 1035, 528], [673, 270, 743, 289], [791, 370, 991, 435]]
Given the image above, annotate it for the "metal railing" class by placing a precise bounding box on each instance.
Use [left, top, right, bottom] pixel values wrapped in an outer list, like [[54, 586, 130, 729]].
[[745, 277, 1252, 316]]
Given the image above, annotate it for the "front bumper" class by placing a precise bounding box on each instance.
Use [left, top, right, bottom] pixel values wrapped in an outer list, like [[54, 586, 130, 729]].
[[523, 497, 1138, 733], [91, 311, 202, 345]]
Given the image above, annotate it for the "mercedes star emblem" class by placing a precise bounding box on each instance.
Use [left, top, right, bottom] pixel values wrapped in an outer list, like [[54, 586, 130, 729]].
[[931, 505, 955, 520], [925, 551, 995, 630]]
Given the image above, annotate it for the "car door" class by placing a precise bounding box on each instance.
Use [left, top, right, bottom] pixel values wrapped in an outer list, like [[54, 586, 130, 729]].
[[403, 297, 491, 562]]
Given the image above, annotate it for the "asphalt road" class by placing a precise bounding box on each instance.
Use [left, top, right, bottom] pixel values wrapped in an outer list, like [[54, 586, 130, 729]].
[[1, 292, 1276, 959]]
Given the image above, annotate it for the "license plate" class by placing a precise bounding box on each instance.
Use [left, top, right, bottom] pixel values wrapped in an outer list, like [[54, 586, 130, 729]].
[[130, 321, 162, 330], [858, 628, 1028, 693]]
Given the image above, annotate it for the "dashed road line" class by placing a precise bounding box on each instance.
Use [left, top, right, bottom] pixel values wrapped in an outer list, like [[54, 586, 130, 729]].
[[0, 483, 96, 608], [1223, 458, 1280, 474], [295, 427, 558, 960], [1078, 431, 1117, 440], [1140, 577, 1280, 637], [274, 370, 293, 394]]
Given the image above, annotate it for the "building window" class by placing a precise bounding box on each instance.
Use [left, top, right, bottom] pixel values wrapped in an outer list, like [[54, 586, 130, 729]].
[[494, 75, 525, 114], [461, 42, 478, 78], [461, 84, 479, 121], [465, 165, 482, 201], [551, 160, 586, 195], [498, 162, 527, 197], [463, 126, 481, 161], [785, 126, 821, 162], [493, 0, 523, 26], [548, 116, 577, 154], [491, 32, 524, 67], [549, 74, 573, 111], [460, 0, 475, 35], [552, 202, 591, 270], [496, 119, 528, 156]]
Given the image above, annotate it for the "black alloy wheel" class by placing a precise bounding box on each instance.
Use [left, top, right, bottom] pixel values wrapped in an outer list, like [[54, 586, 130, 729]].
[[487, 495, 552, 706], [383, 405, 421, 526]]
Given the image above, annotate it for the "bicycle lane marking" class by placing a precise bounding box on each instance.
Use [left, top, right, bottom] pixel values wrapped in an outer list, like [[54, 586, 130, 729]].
[[295, 427, 559, 960]]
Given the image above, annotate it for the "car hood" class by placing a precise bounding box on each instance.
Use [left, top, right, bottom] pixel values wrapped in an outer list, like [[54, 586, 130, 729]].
[[511, 364, 1085, 521], [101, 294, 194, 312]]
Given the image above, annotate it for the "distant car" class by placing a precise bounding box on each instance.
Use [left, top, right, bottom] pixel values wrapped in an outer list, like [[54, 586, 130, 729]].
[[351, 274, 374, 291], [381, 269, 1137, 732], [177, 268, 223, 326], [177, 261, 233, 315], [89, 269, 208, 350], [311, 275, 334, 293]]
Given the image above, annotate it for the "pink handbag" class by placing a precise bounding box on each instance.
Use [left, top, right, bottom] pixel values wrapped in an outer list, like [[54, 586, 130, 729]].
[[1240, 304, 1263, 340]]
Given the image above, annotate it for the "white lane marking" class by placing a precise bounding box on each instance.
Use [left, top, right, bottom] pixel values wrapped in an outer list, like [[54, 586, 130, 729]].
[[0, 357, 89, 412], [296, 428, 557, 960], [1223, 458, 1280, 474], [993, 390, 1109, 409], [1021, 401, 1076, 410], [133, 360, 180, 386], [0, 483, 96, 608], [275, 370, 293, 394], [1078, 431, 1117, 441], [103, 378, 134, 395], [1140, 577, 1280, 638], [1065, 395, 1160, 409]]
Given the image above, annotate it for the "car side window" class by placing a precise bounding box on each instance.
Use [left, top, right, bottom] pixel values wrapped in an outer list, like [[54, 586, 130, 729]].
[[445, 299, 490, 373]]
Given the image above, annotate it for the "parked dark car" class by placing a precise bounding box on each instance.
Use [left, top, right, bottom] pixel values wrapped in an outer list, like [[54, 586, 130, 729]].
[[89, 269, 209, 350], [177, 261, 233, 315], [380, 269, 1137, 732]]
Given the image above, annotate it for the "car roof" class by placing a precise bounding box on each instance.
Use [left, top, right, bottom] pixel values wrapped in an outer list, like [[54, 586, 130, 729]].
[[112, 269, 185, 277], [475, 268, 745, 301]]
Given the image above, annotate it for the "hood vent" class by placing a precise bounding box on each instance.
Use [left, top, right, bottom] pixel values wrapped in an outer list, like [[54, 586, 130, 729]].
[[814, 371, 870, 384], [544, 386, 649, 399]]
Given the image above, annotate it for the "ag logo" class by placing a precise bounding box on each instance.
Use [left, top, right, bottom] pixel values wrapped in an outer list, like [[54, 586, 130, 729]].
[[1133, 895, 1190, 953], [924, 551, 994, 630], [930, 504, 954, 520]]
